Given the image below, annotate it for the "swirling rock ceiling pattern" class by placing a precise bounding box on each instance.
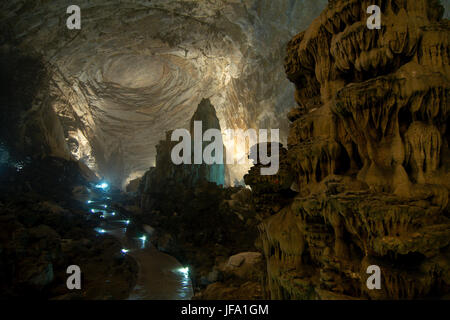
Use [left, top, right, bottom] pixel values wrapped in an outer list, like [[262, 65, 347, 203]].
[[1, 0, 331, 187]]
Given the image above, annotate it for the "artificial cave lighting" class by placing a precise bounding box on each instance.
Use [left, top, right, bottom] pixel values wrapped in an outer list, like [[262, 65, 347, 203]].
[[95, 228, 107, 234], [95, 182, 109, 190]]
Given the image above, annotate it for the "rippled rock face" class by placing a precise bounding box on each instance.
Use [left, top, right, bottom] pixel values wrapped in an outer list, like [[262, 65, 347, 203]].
[[0, 0, 329, 187], [246, 0, 450, 299]]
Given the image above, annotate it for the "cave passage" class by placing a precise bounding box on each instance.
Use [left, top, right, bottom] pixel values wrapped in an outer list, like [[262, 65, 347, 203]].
[[86, 185, 193, 300]]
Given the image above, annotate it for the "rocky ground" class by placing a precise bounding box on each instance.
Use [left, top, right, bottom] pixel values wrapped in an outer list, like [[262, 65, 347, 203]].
[[0, 158, 138, 299], [130, 178, 264, 299]]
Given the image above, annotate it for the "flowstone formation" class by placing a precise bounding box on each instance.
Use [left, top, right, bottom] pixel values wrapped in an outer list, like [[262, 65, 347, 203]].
[[245, 0, 450, 299]]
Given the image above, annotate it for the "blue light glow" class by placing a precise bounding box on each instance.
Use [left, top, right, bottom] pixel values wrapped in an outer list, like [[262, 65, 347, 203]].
[[139, 235, 147, 249], [121, 248, 129, 254], [95, 182, 109, 190], [95, 228, 107, 234], [91, 208, 104, 213]]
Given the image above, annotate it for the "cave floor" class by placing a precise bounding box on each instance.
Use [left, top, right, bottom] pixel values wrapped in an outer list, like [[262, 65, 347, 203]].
[[88, 191, 193, 300]]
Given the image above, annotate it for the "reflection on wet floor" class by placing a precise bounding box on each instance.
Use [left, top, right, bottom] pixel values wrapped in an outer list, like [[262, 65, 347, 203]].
[[87, 194, 193, 300]]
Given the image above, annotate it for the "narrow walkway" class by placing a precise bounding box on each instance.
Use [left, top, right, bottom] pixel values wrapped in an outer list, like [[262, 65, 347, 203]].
[[87, 188, 193, 300]]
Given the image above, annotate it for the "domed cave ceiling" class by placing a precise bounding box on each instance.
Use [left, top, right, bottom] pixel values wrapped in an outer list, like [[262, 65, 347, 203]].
[[0, 0, 332, 187]]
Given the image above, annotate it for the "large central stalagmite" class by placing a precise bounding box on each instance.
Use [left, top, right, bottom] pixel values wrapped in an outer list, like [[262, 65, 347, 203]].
[[140, 98, 227, 205], [245, 0, 450, 299]]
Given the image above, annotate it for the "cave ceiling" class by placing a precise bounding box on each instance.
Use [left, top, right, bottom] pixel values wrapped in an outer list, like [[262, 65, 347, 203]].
[[1, 0, 331, 186]]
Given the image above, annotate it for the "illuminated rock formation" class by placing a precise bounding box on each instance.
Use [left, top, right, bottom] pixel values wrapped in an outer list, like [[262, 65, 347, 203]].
[[246, 0, 450, 299], [139, 98, 227, 209]]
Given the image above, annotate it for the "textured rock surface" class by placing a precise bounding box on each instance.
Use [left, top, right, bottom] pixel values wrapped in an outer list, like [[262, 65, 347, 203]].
[[0, 49, 70, 163], [0, 0, 331, 187], [245, 0, 450, 299], [198, 252, 264, 300]]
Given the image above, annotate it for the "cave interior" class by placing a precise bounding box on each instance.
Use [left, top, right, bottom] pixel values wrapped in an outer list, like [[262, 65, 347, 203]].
[[0, 0, 449, 301]]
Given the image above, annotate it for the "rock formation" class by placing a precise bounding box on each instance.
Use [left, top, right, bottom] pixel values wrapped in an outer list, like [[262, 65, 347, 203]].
[[139, 98, 227, 209], [0, 48, 70, 163], [245, 0, 450, 299]]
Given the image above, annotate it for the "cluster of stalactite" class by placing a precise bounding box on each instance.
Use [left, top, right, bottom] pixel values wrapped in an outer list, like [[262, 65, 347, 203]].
[[245, 0, 449, 300]]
